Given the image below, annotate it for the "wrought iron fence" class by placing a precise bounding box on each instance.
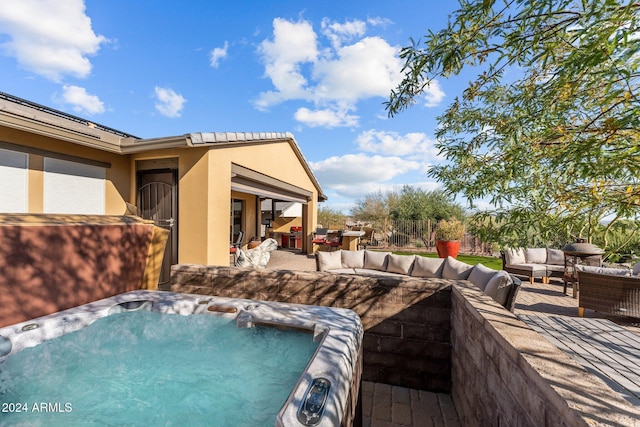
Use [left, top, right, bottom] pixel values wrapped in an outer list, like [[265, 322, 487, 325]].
[[349, 219, 494, 255]]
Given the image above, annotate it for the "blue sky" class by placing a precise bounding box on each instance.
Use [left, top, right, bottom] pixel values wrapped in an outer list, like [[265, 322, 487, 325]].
[[0, 0, 472, 213]]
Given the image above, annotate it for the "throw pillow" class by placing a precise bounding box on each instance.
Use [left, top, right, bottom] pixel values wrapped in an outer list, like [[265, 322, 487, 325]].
[[364, 250, 391, 271], [577, 265, 630, 276], [633, 261, 640, 276], [504, 248, 525, 265], [386, 254, 416, 275], [525, 248, 547, 264], [410, 256, 445, 278], [341, 250, 365, 268], [442, 257, 474, 280], [317, 250, 342, 271], [467, 263, 498, 291], [484, 271, 513, 305], [546, 248, 565, 265]]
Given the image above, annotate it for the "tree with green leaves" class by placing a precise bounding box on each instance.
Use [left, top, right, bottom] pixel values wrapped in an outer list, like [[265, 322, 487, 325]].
[[387, 0, 640, 249], [317, 206, 346, 229], [350, 190, 393, 226], [388, 186, 465, 222], [351, 186, 464, 224]]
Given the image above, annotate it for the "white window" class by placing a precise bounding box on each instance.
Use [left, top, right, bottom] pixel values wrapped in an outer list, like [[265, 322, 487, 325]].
[[0, 148, 28, 212], [44, 158, 106, 214]]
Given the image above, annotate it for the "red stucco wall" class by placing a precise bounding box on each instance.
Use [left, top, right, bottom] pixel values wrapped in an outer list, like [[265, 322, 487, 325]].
[[0, 215, 160, 327]]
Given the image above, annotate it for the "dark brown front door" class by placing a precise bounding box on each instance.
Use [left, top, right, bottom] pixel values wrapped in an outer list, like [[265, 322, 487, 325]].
[[137, 169, 178, 287]]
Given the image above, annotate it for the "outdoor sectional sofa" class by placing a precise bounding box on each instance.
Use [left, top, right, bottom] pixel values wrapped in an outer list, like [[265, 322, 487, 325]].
[[316, 249, 521, 312], [501, 247, 566, 284], [576, 263, 640, 319]]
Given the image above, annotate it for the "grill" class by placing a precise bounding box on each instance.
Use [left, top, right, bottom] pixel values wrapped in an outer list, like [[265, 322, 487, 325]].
[[562, 238, 604, 298]]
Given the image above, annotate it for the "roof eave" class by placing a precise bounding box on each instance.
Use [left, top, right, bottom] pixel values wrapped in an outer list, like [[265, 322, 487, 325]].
[[120, 135, 191, 153], [187, 132, 327, 202]]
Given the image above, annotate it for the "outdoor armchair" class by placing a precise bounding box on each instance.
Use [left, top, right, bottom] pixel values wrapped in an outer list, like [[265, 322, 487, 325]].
[[312, 227, 329, 245], [229, 230, 244, 263], [577, 266, 640, 319]]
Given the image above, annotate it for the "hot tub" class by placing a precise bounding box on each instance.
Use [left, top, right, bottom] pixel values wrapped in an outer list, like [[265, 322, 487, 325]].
[[0, 290, 363, 426]]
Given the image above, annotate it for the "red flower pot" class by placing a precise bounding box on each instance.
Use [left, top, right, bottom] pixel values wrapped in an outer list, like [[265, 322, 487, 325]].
[[436, 240, 461, 259]]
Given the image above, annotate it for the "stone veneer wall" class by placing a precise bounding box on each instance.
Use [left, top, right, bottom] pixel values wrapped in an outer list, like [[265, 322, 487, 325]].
[[342, 346, 363, 427], [171, 264, 640, 427], [450, 283, 639, 427], [170, 264, 454, 392]]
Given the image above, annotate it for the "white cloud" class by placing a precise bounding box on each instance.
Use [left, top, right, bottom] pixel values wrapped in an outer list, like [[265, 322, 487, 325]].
[[310, 153, 420, 188], [60, 85, 104, 115], [330, 180, 442, 199], [154, 87, 186, 118], [312, 36, 403, 102], [356, 129, 443, 160], [294, 106, 358, 128], [209, 41, 228, 68], [366, 17, 393, 28], [321, 18, 366, 49], [0, 0, 107, 81], [255, 17, 414, 128], [255, 18, 318, 109], [422, 80, 445, 107]]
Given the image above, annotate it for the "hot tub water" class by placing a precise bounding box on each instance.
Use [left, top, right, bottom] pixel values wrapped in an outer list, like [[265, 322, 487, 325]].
[[0, 291, 363, 427], [1, 310, 317, 426]]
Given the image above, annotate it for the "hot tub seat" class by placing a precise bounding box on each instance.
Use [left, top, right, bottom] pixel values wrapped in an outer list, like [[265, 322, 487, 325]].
[[316, 250, 521, 312]]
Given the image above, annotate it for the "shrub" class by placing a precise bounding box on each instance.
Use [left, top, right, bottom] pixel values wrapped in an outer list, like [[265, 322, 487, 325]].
[[435, 219, 465, 241]]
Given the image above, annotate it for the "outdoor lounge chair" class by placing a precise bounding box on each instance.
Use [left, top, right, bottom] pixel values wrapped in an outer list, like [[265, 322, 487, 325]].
[[312, 227, 329, 245], [357, 226, 376, 249], [327, 230, 343, 251], [229, 230, 244, 263], [577, 269, 640, 318]]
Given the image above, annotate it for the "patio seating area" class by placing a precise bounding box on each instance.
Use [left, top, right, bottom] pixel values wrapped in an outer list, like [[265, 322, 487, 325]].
[[264, 249, 640, 427]]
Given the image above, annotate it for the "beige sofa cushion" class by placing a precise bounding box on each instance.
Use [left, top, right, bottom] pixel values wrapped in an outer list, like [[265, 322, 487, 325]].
[[353, 269, 406, 278], [386, 254, 416, 275], [504, 248, 525, 265], [468, 263, 498, 291], [410, 257, 445, 278], [342, 250, 365, 268], [546, 248, 565, 265], [442, 257, 473, 280], [484, 271, 513, 305], [317, 250, 342, 271], [633, 261, 640, 276], [364, 250, 391, 271], [525, 248, 547, 264], [577, 265, 630, 276], [545, 264, 565, 274]]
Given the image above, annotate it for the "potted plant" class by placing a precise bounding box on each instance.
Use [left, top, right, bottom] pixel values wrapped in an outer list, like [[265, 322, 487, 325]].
[[434, 219, 465, 258]]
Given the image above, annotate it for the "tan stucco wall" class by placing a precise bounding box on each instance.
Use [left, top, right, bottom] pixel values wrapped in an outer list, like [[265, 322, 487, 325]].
[[2, 123, 321, 268], [272, 216, 302, 232], [0, 126, 131, 215], [132, 141, 320, 267], [130, 148, 210, 265], [206, 141, 319, 265]]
